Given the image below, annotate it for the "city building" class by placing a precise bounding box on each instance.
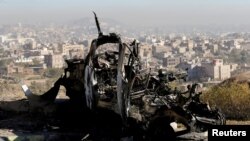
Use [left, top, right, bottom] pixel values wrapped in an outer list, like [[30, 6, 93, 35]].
[[44, 54, 64, 68], [62, 44, 84, 57], [163, 56, 181, 68], [6, 62, 33, 75], [201, 59, 231, 80], [187, 40, 194, 51]]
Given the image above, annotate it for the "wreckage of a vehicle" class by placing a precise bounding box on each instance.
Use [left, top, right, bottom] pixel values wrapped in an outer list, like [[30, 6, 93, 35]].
[[20, 12, 225, 141]]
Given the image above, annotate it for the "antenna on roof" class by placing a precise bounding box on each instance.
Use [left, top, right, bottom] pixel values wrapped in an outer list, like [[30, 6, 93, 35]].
[[93, 11, 103, 36]]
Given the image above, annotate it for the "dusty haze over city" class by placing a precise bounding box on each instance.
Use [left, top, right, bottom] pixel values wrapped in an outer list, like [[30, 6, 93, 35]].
[[0, 0, 250, 30]]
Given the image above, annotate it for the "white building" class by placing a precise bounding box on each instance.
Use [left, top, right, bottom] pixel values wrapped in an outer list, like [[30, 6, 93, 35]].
[[202, 59, 231, 80], [40, 48, 53, 56], [187, 40, 194, 51], [62, 44, 84, 58], [0, 36, 6, 43], [139, 44, 152, 59], [178, 47, 187, 54], [15, 56, 32, 63]]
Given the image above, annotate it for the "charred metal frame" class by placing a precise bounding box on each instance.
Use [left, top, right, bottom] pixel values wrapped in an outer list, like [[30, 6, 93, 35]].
[[83, 12, 140, 120]]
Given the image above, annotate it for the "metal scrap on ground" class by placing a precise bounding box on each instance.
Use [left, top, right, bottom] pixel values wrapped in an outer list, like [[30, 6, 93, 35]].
[[0, 13, 226, 141]]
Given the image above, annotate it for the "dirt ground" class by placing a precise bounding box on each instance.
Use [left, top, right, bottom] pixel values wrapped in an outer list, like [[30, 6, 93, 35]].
[[226, 120, 250, 125], [1, 76, 249, 141], [1, 102, 248, 141]]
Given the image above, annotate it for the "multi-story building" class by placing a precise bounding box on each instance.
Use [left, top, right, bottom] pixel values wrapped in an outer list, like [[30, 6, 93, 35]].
[[6, 62, 33, 75], [40, 48, 53, 56], [163, 57, 181, 68], [62, 44, 84, 58], [201, 59, 231, 80], [152, 45, 172, 59], [178, 47, 187, 54], [187, 40, 194, 51], [0, 36, 6, 43], [138, 44, 152, 59], [44, 54, 64, 68]]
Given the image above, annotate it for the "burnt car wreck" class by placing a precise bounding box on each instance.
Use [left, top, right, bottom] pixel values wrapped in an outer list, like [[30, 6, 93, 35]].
[[18, 13, 225, 141]]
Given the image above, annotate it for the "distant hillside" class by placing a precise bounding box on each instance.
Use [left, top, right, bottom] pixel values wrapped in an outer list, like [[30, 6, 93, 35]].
[[202, 71, 250, 120]]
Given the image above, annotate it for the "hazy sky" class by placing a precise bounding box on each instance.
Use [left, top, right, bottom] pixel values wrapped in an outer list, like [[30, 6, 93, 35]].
[[0, 0, 250, 26]]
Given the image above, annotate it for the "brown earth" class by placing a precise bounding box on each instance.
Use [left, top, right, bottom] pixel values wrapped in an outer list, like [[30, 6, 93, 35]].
[[1, 72, 250, 140]]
